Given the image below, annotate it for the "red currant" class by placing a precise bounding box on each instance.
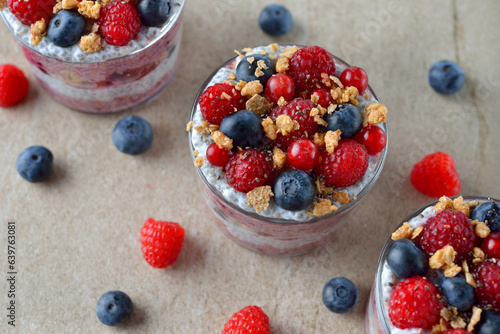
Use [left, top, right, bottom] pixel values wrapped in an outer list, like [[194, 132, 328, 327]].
[[265, 73, 295, 103], [206, 143, 229, 167], [287, 138, 320, 171], [482, 232, 500, 259], [353, 125, 387, 155], [339, 67, 368, 93], [310, 88, 333, 108]]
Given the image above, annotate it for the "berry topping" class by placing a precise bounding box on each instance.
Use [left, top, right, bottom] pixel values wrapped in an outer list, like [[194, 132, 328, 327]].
[[410, 152, 461, 197], [206, 143, 229, 168], [287, 138, 320, 171], [471, 201, 500, 232], [98, 0, 141, 46], [137, 0, 171, 27], [322, 277, 359, 314], [388, 276, 444, 330], [47, 10, 86, 48], [222, 305, 270, 334], [272, 169, 315, 211], [140, 218, 185, 268], [471, 261, 500, 310], [0, 64, 29, 108], [236, 54, 274, 87], [7, 0, 57, 26], [112, 115, 153, 155], [310, 88, 333, 108], [476, 310, 500, 334], [198, 83, 245, 125], [258, 4, 293, 37], [339, 66, 369, 94], [264, 73, 295, 103], [324, 104, 363, 139], [428, 60, 465, 95], [315, 139, 369, 188], [440, 275, 475, 312], [16, 146, 53, 183], [225, 149, 273, 193], [442, 329, 471, 334], [387, 238, 429, 279], [219, 110, 264, 148], [482, 232, 500, 259], [288, 46, 336, 91], [96, 290, 133, 326], [353, 125, 387, 155]]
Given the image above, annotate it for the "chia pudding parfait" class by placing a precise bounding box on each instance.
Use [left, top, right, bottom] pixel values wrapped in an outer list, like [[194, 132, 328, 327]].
[[188, 44, 389, 256], [0, 0, 184, 113]]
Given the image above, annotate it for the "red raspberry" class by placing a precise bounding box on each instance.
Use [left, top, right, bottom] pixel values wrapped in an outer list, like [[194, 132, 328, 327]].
[[0, 64, 29, 107], [315, 139, 369, 188], [420, 209, 476, 261], [269, 98, 318, 148], [222, 306, 270, 334], [225, 149, 273, 193], [98, 1, 141, 46], [140, 218, 185, 268], [8, 0, 57, 25], [288, 46, 336, 91], [199, 83, 245, 125], [388, 276, 444, 330], [442, 329, 471, 334], [410, 152, 461, 197], [471, 261, 500, 310]]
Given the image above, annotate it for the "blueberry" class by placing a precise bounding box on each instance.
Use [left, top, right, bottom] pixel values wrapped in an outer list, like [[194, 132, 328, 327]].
[[322, 277, 359, 314], [96, 290, 133, 326], [138, 0, 171, 27], [235, 54, 274, 87], [112, 115, 153, 155], [427, 269, 445, 286], [471, 201, 500, 232], [272, 169, 314, 211], [219, 110, 264, 148], [428, 60, 465, 94], [258, 4, 293, 37], [47, 10, 86, 48], [386, 239, 429, 279], [16, 146, 53, 183], [440, 275, 475, 312], [324, 104, 362, 138], [476, 310, 500, 334]]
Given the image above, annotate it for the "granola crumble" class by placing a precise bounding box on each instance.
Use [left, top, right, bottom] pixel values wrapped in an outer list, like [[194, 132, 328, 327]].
[[277, 96, 288, 106], [280, 45, 299, 58], [276, 57, 290, 73], [194, 121, 212, 135], [325, 130, 341, 154], [246, 56, 255, 64], [78, 0, 100, 19], [463, 260, 478, 288], [313, 132, 325, 147], [262, 117, 277, 140], [275, 115, 295, 136], [333, 191, 350, 205], [363, 103, 388, 127], [211, 131, 233, 150], [453, 196, 470, 217], [307, 198, 338, 217], [30, 19, 47, 47], [450, 317, 466, 329], [475, 221, 491, 238], [272, 147, 286, 169], [0, 0, 6, 10], [411, 226, 423, 240], [247, 186, 274, 213], [391, 222, 413, 240], [228, 72, 236, 80], [315, 180, 333, 196], [186, 121, 194, 131], [269, 43, 279, 53], [467, 306, 482, 332], [429, 245, 461, 277], [472, 247, 485, 264], [246, 94, 273, 115], [78, 32, 102, 54], [235, 80, 247, 91], [194, 156, 205, 167], [435, 196, 454, 213], [240, 80, 263, 97]]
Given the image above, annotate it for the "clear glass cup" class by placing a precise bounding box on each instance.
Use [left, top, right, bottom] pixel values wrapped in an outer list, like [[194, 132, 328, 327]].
[[0, 0, 184, 113], [188, 45, 388, 256]]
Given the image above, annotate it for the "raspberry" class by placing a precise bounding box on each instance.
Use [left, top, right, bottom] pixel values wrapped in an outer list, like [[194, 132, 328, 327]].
[[222, 306, 270, 334], [410, 152, 461, 197], [388, 276, 444, 330], [225, 149, 273, 193], [98, 1, 141, 46], [269, 98, 318, 148], [0, 64, 29, 107], [471, 261, 500, 310], [315, 139, 369, 188], [140, 218, 185, 268], [420, 209, 476, 261], [199, 83, 245, 125], [288, 46, 336, 91], [8, 0, 57, 25]]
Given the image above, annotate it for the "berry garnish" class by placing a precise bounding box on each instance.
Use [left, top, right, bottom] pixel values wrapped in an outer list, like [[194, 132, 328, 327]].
[[264, 73, 294, 103], [322, 277, 359, 314], [98, 0, 141, 46], [288, 46, 336, 91], [310, 88, 333, 108], [440, 275, 475, 312], [442, 329, 471, 334], [471, 201, 500, 232], [272, 169, 315, 211], [206, 143, 229, 168], [236, 54, 274, 87], [472, 261, 500, 310], [0, 64, 29, 108], [339, 67, 368, 94], [476, 310, 500, 334], [258, 4, 293, 37], [140, 218, 185, 268], [219, 110, 264, 148], [112, 115, 153, 155], [225, 149, 273, 193], [198, 83, 244, 125], [287, 138, 320, 171], [386, 238, 428, 280], [410, 152, 461, 197], [388, 276, 444, 330], [96, 290, 133, 326], [16, 146, 53, 183], [353, 125, 387, 155], [482, 232, 500, 259], [222, 305, 270, 334], [47, 10, 86, 48], [137, 0, 171, 27], [428, 60, 465, 95], [7, 0, 57, 26], [324, 104, 363, 139]]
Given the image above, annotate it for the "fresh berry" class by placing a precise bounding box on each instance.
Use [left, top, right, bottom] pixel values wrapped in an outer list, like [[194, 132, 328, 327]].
[[440, 275, 475, 312], [324, 104, 363, 139], [288, 46, 336, 91], [420, 209, 476, 261], [310, 88, 333, 108], [198, 83, 245, 125], [388, 276, 444, 330], [287, 138, 320, 171], [339, 67, 368, 94], [387, 238, 428, 279], [482, 232, 500, 259], [0, 64, 29, 107], [471, 261, 500, 310], [225, 149, 273, 193], [353, 125, 387, 155], [98, 0, 141, 46], [222, 305, 270, 334], [137, 0, 171, 27], [265, 73, 294, 103], [471, 201, 500, 232], [219, 110, 264, 148], [47, 10, 86, 48], [258, 4, 293, 37], [272, 169, 315, 211], [442, 329, 471, 334], [476, 310, 500, 334], [206, 143, 229, 167], [322, 277, 359, 314], [427, 269, 445, 286], [428, 60, 465, 95], [315, 139, 369, 188], [7, 0, 57, 26], [410, 152, 461, 197], [16, 146, 53, 183], [140, 218, 185, 268], [112, 115, 153, 155], [236, 54, 274, 87], [96, 290, 133, 326]]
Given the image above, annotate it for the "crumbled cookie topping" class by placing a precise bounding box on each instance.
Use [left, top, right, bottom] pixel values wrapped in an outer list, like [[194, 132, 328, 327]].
[[235, 80, 247, 91], [78, 0, 100, 19], [0, 0, 7, 10], [246, 94, 273, 115], [275, 115, 296, 136], [431, 318, 448, 334], [234, 49, 245, 59], [313, 132, 325, 147], [246, 56, 255, 64], [429, 245, 461, 277], [391, 222, 413, 241], [333, 191, 350, 204], [475, 221, 491, 238], [280, 45, 299, 58], [277, 96, 288, 106], [272, 147, 286, 170], [364, 103, 388, 127], [435, 196, 454, 213], [79, 32, 102, 53], [307, 198, 338, 217], [30, 19, 47, 46], [262, 117, 277, 140], [315, 180, 334, 196], [60, 0, 79, 10], [467, 306, 482, 332], [247, 186, 274, 213], [269, 43, 279, 53], [472, 247, 485, 264], [240, 80, 263, 97], [276, 57, 290, 73], [330, 75, 344, 89], [211, 131, 233, 150], [411, 226, 423, 240], [228, 72, 236, 80], [463, 260, 478, 288], [325, 130, 341, 154], [450, 317, 467, 329], [194, 121, 212, 135], [194, 156, 205, 167], [452, 196, 470, 216]]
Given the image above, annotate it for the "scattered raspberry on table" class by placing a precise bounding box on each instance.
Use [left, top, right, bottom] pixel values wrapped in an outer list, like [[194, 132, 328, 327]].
[[0, 64, 29, 108], [140, 218, 185, 268], [222, 305, 270, 334]]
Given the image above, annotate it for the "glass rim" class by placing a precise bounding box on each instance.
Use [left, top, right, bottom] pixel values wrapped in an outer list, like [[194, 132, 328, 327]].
[[187, 44, 389, 226]]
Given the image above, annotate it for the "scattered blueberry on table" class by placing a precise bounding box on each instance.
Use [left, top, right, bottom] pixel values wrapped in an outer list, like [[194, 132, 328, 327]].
[[112, 115, 153, 155], [322, 277, 359, 314], [96, 290, 134, 326], [428, 60, 465, 94], [16, 146, 53, 183], [259, 4, 293, 36]]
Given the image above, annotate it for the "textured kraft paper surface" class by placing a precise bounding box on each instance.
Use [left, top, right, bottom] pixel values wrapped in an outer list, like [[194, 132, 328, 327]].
[[1, 1, 500, 333]]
